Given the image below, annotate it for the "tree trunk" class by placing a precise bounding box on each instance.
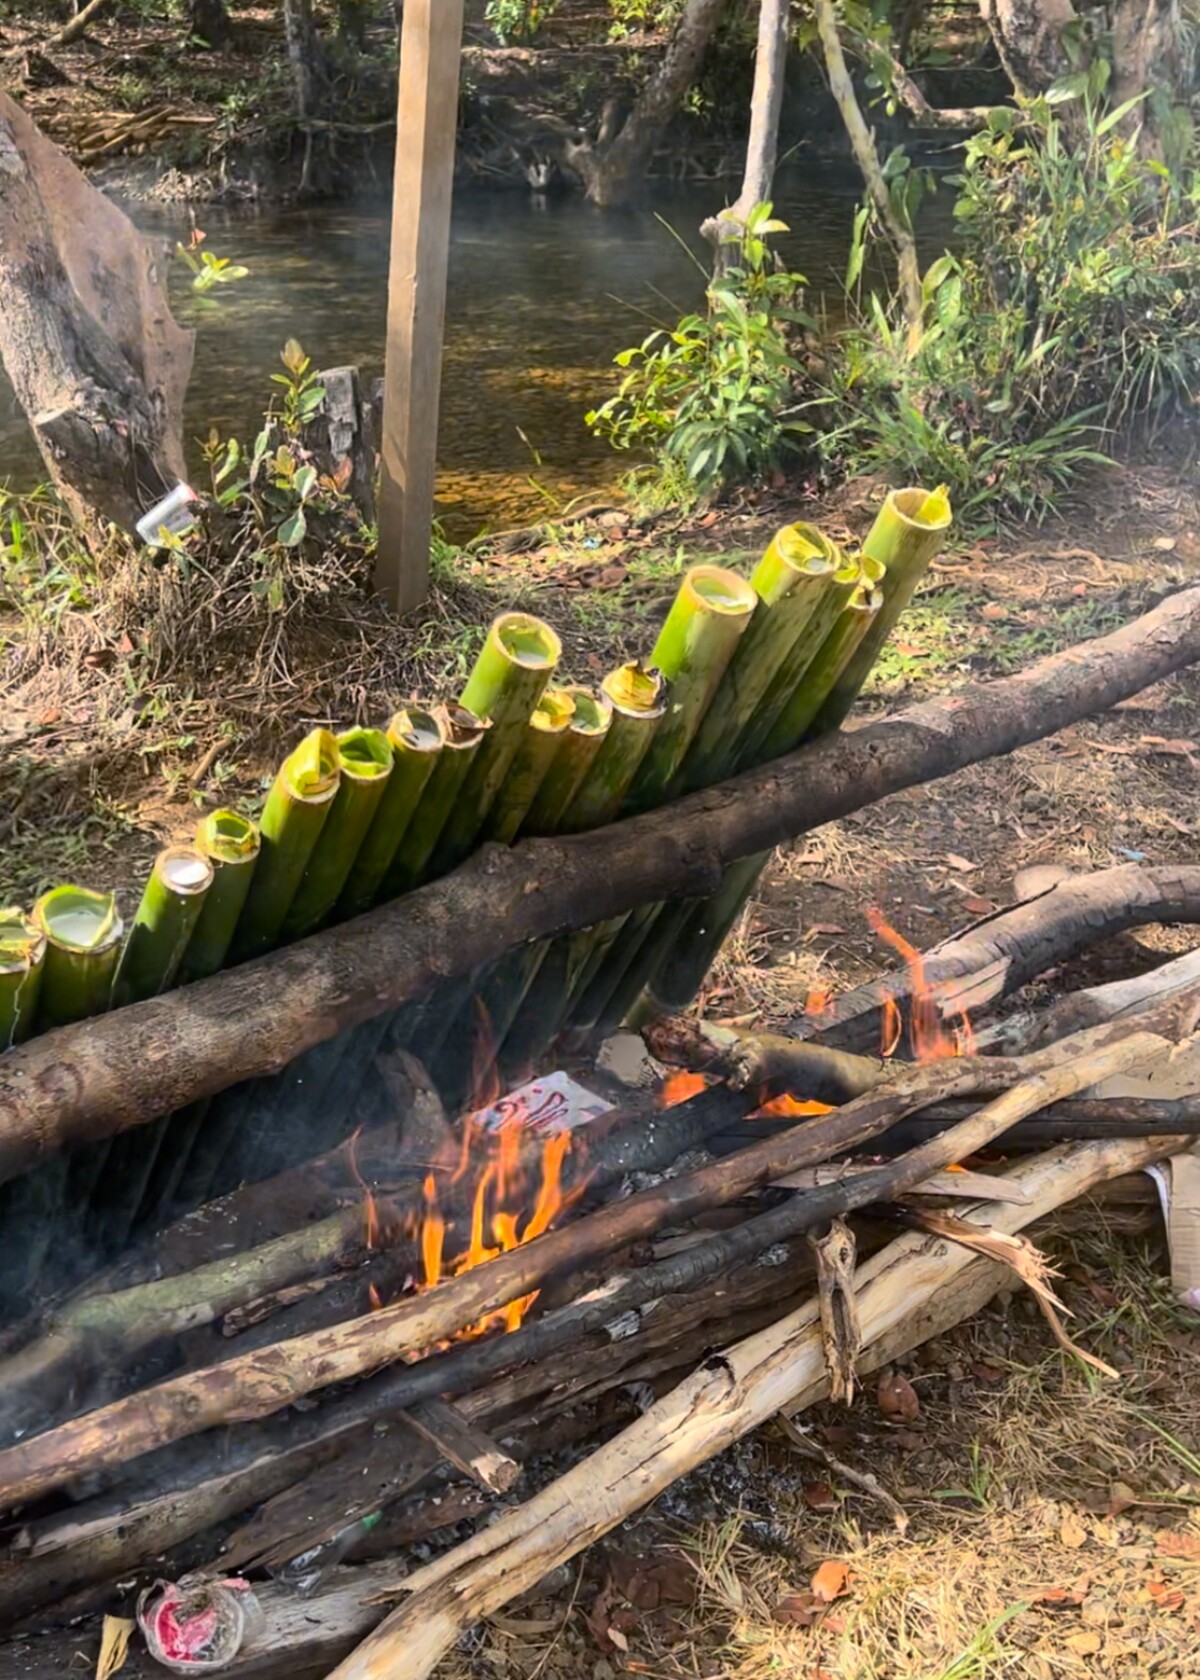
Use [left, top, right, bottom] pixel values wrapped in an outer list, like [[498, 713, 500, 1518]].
[[813, 0, 923, 351], [980, 0, 1075, 99], [0, 93, 193, 532], [701, 0, 789, 271], [187, 0, 232, 47], [570, 0, 728, 207], [283, 0, 325, 192], [3, 583, 1200, 1178]]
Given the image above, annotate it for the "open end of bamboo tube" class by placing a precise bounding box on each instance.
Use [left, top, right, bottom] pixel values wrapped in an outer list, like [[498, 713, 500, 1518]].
[[771, 522, 840, 574], [439, 703, 491, 749], [491, 613, 563, 670], [391, 708, 444, 753], [683, 566, 759, 616], [33, 886, 123, 953], [562, 687, 612, 736], [158, 848, 215, 896], [602, 663, 666, 719], [286, 728, 341, 801], [532, 688, 577, 733], [0, 910, 45, 973], [199, 810, 260, 864], [337, 727, 394, 780], [891, 484, 952, 531]]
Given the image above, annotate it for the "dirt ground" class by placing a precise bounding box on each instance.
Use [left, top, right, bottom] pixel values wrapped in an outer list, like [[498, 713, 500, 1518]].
[[4, 460, 1200, 1676]]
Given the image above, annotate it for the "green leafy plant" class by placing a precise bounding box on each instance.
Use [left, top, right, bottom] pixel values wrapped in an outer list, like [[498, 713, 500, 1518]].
[[587, 203, 817, 493], [819, 96, 1200, 524], [175, 229, 249, 294], [485, 0, 557, 44]]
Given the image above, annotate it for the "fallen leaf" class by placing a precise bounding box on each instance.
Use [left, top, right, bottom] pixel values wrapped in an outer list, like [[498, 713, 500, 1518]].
[[980, 602, 1009, 621], [607, 1626, 630, 1651], [810, 1560, 849, 1603], [1138, 735, 1198, 756], [876, 1369, 920, 1422], [960, 894, 998, 915], [96, 1617, 136, 1680], [804, 923, 846, 938], [1153, 536, 1178, 551], [893, 1428, 926, 1451], [822, 1614, 846, 1635], [944, 852, 977, 871], [600, 564, 627, 585], [803, 1480, 839, 1512], [1034, 1585, 1087, 1611], [1107, 1482, 1138, 1516], [1060, 1510, 1089, 1549], [1157, 1531, 1200, 1560], [773, 1591, 818, 1627], [1065, 1630, 1102, 1655], [1146, 1579, 1186, 1612], [969, 1362, 1005, 1385]]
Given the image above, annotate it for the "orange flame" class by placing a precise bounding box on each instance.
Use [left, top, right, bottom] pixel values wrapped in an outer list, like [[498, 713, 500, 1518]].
[[421, 1173, 445, 1290], [868, 908, 965, 1061], [468, 996, 502, 1112], [347, 1126, 379, 1250], [805, 985, 834, 1021], [368, 1283, 383, 1311], [658, 1070, 712, 1108], [749, 1092, 836, 1119], [880, 994, 903, 1059]]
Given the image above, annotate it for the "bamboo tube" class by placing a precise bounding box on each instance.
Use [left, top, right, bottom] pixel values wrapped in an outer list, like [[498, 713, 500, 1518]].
[[811, 483, 951, 733], [228, 730, 341, 962], [32, 885, 124, 1030], [383, 706, 489, 897], [679, 524, 841, 792], [112, 848, 214, 1010], [558, 663, 667, 834], [337, 709, 444, 917], [179, 811, 262, 985], [626, 566, 758, 812], [432, 614, 563, 871], [484, 688, 576, 845], [282, 728, 395, 940], [0, 911, 45, 1053], [521, 686, 613, 837]]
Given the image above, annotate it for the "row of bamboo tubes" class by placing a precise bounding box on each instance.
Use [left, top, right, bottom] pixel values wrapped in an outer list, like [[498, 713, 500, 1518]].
[[0, 486, 951, 1266]]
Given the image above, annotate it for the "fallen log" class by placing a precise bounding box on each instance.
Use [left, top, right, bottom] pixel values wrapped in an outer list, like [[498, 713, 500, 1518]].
[[784, 865, 1200, 1052], [5, 585, 1200, 1181], [327, 1132, 1184, 1680], [0, 995, 1183, 1512]]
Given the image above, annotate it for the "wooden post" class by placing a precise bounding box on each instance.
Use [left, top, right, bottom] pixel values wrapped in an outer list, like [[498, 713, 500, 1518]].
[[374, 0, 465, 613]]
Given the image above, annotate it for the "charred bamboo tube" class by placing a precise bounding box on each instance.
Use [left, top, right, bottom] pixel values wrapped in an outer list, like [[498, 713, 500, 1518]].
[[180, 812, 261, 984], [32, 886, 123, 1030], [282, 728, 395, 939], [558, 664, 667, 834], [679, 524, 841, 792], [337, 709, 444, 917], [484, 688, 576, 845], [431, 615, 563, 872], [112, 847, 214, 1010], [0, 911, 45, 1053], [811, 483, 951, 733], [383, 706, 489, 897], [229, 729, 341, 962], [521, 686, 613, 837]]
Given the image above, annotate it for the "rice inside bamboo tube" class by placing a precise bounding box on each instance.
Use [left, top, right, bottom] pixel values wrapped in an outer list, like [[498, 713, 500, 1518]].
[[678, 522, 841, 792], [113, 847, 215, 1009], [382, 704, 489, 897], [434, 613, 563, 871], [0, 909, 46, 1052], [812, 483, 951, 733], [228, 728, 341, 962], [484, 687, 576, 845], [282, 727, 395, 939], [31, 885, 124, 1030], [179, 810, 262, 984], [557, 663, 667, 834], [521, 685, 613, 837], [337, 708, 444, 917], [625, 565, 758, 812]]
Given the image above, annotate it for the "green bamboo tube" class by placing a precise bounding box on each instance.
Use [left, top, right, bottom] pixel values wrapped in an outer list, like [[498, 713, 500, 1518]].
[[556, 663, 668, 834], [32, 886, 124, 1030], [383, 705, 489, 896], [228, 728, 341, 962], [113, 847, 215, 1009], [678, 524, 841, 793], [811, 484, 951, 733], [626, 565, 758, 812], [282, 727, 395, 940], [484, 687, 576, 845], [521, 686, 613, 837], [337, 708, 444, 916], [179, 810, 262, 984], [0, 910, 45, 1052], [433, 613, 563, 871], [755, 560, 884, 760], [636, 851, 769, 1021]]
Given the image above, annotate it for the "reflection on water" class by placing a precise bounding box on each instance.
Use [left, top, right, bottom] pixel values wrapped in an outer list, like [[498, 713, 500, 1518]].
[[0, 168, 954, 535]]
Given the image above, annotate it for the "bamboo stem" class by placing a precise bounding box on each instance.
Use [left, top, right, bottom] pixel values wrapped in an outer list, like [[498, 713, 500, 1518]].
[[0, 911, 45, 1053], [112, 848, 213, 1010], [383, 706, 489, 896], [179, 811, 261, 984], [229, 729, 341, 961], [32, 886, 123, 1030], [338, 709, 444, 917]]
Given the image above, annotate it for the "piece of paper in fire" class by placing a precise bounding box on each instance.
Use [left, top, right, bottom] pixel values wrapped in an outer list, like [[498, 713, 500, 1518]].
[[470, 1070, 614, 1137]]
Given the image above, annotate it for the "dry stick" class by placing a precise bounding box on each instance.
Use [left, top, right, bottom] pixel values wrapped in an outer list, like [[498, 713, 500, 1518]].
[[328, 1133, 1182, 1680], [50, 0, 114, 47], [6, 584, 1200, 1181], [0, 992, 1189, 1512]]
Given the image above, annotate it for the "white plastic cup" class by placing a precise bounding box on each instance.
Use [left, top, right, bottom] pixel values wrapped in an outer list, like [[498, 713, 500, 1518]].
[[136, 483, 198, 548]]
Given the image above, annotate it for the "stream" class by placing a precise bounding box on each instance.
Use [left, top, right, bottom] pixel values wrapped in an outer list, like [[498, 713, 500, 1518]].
[[0, 167, 955, 536]]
